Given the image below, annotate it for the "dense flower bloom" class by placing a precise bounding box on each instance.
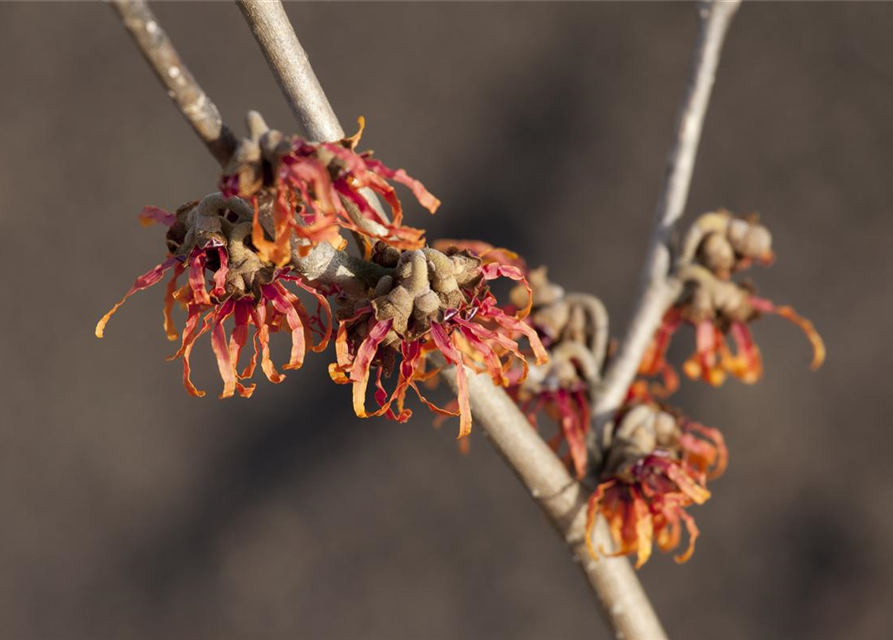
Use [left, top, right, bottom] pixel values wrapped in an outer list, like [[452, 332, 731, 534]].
[[329, 245, 547, 437], [220, 115, 439, 266], [96, 195, 331, 398], [585, 403, 727, 568]]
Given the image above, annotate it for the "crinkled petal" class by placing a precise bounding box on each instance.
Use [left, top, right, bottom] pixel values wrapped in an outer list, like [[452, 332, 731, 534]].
[[95, 256, 180, 338], [349, 319, 393, 418], [210, 298, 237, 398], [138, 205, 176, 228]]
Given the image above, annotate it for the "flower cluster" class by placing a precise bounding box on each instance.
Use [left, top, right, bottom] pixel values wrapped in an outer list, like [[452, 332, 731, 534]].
[[585, 402, 727, 568], [97, 114, 546, 439], [97, 114, 442, 398], [96, 112, 824, 574], [96, 194, 332, 398], [219, 112, 439, 266], [582, 210, 823, 567], [329, 242, 547, 438], [638, 210, 825, 393]]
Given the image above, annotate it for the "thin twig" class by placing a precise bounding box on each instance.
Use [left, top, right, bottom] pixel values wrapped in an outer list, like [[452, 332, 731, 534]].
[[235, 2, 667, 639], [592, 0, 742, 455], [109, 0, 237, 167], [236, 0, 344, 144]]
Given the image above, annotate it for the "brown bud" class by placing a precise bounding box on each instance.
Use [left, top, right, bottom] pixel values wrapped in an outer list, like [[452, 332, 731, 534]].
[[372, 241, 401, 268], [728, 218, 773, 261], [653, 411, 680, 448], [604, 405, 658, 480], [699, 232, 735, 277]]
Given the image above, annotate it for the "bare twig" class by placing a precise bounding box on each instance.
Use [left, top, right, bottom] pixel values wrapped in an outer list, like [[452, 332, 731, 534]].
[[235, 0, 344, 144], [592, 0, 741, 455], [109, 0, 237, 167], [235, 2, 667, 639]]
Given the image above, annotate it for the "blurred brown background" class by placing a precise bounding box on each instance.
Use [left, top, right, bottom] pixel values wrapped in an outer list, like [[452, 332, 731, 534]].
[[2, 2, 892, 639]]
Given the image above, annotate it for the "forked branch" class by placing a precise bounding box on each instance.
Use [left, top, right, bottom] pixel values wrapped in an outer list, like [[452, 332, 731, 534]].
[[592, 0, 742, 452]]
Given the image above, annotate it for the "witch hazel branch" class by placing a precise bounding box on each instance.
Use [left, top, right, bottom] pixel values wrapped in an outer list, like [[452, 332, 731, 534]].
[[98, 1, 825, 639]]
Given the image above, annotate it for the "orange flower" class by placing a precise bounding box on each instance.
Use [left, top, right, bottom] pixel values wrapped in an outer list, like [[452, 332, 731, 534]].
[[639, 270, 824, 390], [585, 403, 726, 567]]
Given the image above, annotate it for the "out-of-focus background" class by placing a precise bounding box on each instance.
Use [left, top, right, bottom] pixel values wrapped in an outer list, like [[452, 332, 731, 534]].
[[2, 2, 892, 638]]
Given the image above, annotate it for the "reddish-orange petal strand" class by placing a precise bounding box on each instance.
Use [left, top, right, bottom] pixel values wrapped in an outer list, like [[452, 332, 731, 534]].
[[664, 462, 711, 505], [182, 312, 213, 397], [349, 319, 393, 418], [360, 156, 441, 214], [486, 308, 549, 365], [631, 491, 655, 569], [480, 262, 534, 319], [770, 304, 826, 371], [229, 300, 255, 379], [284, 157, 339, 215], [283, 275, 333, 352], [210, 299, 237, 398], [188, 250, 212, 306], [251, 305, 285, 384], [96, 256, 181, 338], [430, 322, 472, 438], [211, 248, 229, 299], [673, 508, 700, 564], [455, 324, 507, 386], [727, 321, 763, 384], [262, 283, 306, 370], [138, 205, 176, 228], [555, 392, 588, 479], [684, 421, 728, 480], [585, 480, 619, 560], [162, 262, 185, 342]]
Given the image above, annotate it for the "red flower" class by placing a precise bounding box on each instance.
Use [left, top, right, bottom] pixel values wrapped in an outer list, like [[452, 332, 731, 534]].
[[585, 403, 726, 567], [515, 384, 590, 479], [96, 197, 331, 398], [221, 117, 440, 267], [329, 247, 547, 438]]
